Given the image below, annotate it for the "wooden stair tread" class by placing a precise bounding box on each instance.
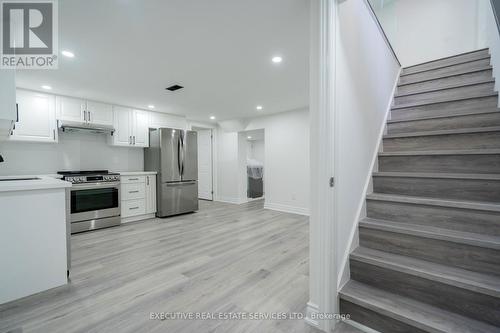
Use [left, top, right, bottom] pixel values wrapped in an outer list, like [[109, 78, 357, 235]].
[[379, 149, 500, 156], [360, 217, 500, 250], [387, 110, 500, 124], [383, 126, 500, 139], [391, 92, 498, 110], [372, 171, 500, 180], [398, 66, 493, 87], [351, 247, 500, 298], [366, 193, 500, 212], [400, 56, 491, 78], [395, 79, 495, 98], [340, 281, 499, 333], [402, 48, 490, 72]]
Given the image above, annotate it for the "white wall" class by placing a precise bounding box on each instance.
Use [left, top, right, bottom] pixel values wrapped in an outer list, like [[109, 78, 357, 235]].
[[217, 108, 309, 215], [248, 140, 265, 164], [335, 0, 400, 285], [372, 0, 485, 66], [0, 131, 143, 175], [215, 131, 240, 203], [477, 0, 500, 99]]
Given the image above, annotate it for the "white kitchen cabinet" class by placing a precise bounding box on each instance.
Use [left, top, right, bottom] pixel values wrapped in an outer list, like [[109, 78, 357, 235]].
[[56, 97, 113, 127], [0, 70, 17, 139], [149, 111, 187, 130], [111, 107, 149, 147], [10, 90, 57, 143], [112, 106, 133, 146], [145, 175, 157, 214], [132, 110, 149, 147], [120, 174, 157, 222], [86, 101, 113, 126], [56, 96, 85, 123]]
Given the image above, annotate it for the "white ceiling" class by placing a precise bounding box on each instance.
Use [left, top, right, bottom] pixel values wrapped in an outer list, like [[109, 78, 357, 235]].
[[15, 0, 310, 122]]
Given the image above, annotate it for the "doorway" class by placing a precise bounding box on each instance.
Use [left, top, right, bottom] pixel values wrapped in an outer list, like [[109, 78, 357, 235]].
[[243, 129, 265, 201]]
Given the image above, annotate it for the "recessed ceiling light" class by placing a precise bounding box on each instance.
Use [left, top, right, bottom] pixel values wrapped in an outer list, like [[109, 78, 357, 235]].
[[61, 50, 75, 58], [210, 116, 216, 120], [41, 85, 52, 90], [272, 56, 283, 63], [247, 136, 252, 139], [148, 105, 155, 109], [256, 105, 263, 110]]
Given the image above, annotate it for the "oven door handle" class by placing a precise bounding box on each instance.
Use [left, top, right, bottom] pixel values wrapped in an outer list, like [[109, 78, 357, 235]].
[[70, 182, 121, 190]]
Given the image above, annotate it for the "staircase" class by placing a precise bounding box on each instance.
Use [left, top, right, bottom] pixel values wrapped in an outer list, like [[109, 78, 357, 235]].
[[339, 48, 500, 333]]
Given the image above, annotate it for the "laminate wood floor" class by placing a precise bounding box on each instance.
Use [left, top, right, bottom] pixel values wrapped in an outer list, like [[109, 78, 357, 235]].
[[0, 200, 337, 333]]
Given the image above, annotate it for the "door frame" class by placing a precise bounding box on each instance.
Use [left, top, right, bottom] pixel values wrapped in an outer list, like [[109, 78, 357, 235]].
[[307, 0, 338, 332]]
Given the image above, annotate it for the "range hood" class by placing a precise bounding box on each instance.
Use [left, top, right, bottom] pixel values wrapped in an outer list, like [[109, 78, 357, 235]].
[[58, 120, 115, 135]]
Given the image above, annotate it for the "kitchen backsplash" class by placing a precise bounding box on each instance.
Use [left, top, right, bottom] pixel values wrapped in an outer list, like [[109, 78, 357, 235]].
[[0, 131, 143, 175]]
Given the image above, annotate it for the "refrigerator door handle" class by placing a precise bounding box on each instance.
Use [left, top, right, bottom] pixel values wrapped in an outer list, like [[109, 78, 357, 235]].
[[177, 135, 182, 177], [180, 131, 185, 177]]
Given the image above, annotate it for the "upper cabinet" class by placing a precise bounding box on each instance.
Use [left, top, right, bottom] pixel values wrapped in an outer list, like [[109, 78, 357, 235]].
[[56, 97, 113, 127], [0, 70, 17, 139], [86, 101, 113, 126], [111, 107, 149, 148], [56, 96, 85, 123], [10, 90, 57, 143], [149, 111, 187, 130]]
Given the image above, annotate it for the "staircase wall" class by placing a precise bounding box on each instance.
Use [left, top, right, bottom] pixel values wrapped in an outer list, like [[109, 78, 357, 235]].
[[335, 0, 400, 288]]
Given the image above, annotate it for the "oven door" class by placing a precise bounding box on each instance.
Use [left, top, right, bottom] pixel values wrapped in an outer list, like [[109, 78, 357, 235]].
[[70, 182, 120, 223]]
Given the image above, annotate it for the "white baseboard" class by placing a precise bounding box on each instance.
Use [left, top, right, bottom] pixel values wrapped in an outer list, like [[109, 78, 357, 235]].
[[215, 196, 247, 205], [264, 202, 310, 216], [305, 302, 320, 328], [121, 213, 156, 224], [337, 67, 402, 289]]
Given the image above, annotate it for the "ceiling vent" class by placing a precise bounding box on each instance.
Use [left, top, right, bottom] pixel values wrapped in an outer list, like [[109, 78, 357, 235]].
[[166, 84, 184, 92]]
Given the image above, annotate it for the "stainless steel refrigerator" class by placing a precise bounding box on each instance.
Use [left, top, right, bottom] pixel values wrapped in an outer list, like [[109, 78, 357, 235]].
[[144, 128, 199, 217]]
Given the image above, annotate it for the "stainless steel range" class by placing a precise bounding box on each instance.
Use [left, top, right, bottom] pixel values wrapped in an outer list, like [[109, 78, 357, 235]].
[[58, 170, 121, 234]]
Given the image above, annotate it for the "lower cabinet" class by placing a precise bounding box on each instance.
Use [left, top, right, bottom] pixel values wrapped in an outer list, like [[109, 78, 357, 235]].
[[120, 174, 157, 222]]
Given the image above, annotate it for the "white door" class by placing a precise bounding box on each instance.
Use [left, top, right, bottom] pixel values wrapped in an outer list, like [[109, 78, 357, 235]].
[[112, 106, 132, 146], [10, 90, 57, 143], [86, 101, 113, 126], [132, 110, 149, 147], [197, 129, 213, 200], [56, 96, 85, 123]]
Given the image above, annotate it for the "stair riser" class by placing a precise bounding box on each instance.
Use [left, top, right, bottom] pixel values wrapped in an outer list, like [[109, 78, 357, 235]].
[[383, 131, 500, 152], [359, 227, 500, 277], [391, 96, 498, 121], [394, 82, 495, 107], [397, 69, 493, 95], [387, 112, 500, 134], [378, 154, 500, 174], [399, 58, 491, 85], [373, 176, 500, 203], [350, 259, 500, 327], [367, 199, 500, 236], [402, 50, 490, 75], [340, 299, 428, 333]]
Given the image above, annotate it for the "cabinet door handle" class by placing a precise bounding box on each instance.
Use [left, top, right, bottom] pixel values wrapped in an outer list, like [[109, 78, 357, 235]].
[[83, 110, 87, 121], [129, 207, 139, 210], [133, 136, 136, 145], [129, 136, 132, 145], [147, 176, 149, 185], [128, 178, 139, 181], [88, 111, 91, 123], [128, 190, 139, 193], [53, 129, 56, 141]]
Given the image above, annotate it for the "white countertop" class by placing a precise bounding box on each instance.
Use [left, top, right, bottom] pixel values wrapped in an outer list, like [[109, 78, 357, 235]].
[[0, 175, 71, 192], [118, 171, 157, 176]]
